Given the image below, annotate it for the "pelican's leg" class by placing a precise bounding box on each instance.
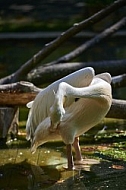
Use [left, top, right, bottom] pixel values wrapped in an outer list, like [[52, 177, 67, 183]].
[[73, 137, 100, 167], [66, 144, 74, 170], [73, 137, 83, 161]]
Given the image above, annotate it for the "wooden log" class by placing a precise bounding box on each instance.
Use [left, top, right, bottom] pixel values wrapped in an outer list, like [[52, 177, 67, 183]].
[[0, 92, 37, 106], [0, 107, 19, 138], [0, 81, 41, 92], [0, 81, 41, 138], [0, 81, 41, 106], [112, 74, 126, 88], [106, 99, 126, 119], [27, 60, 126, 86]]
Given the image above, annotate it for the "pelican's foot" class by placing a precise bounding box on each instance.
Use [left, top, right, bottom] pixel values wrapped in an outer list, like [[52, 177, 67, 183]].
[[63, 163, 90, 171], [74, 158, 100, 170], [74, 158, 100, 165]]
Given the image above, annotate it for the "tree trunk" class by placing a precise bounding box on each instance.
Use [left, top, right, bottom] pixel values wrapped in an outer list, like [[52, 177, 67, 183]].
[[0, 107, 19, 138]]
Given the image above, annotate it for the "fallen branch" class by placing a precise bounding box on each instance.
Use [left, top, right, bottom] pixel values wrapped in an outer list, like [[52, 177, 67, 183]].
[[112, 74, 126, 88], [27, 60, 126, 86], [0, 0, 125, 84], [47, 17, 126, 65], [106, 99, 126, 119]]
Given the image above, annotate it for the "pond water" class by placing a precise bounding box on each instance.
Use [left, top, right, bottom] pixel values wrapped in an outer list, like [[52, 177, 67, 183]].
[[0, 118, 126, 190]]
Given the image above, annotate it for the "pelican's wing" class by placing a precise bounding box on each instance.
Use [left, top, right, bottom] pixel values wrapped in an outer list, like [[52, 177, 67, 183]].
[[53, 67, 95, 88], [26, 67, 95, 136], [95, 73, 111, 84], [50, 76, 112, 130], [52, 67, 95, 107]]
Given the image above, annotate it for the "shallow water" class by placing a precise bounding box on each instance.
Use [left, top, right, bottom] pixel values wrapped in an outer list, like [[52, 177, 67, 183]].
[[0, 119, 126, 190]]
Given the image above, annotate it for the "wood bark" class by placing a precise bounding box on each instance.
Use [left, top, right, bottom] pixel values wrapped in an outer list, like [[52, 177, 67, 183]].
[[0, 81, 41, 106], [0, 0, 125, 85], [47, 17, 126, 66], [106, 99, 126, 119], [0, 82, 41, 138], [112, 74, 126, 88], [0, 107, 19, 138], [27, 60, 126, 86]]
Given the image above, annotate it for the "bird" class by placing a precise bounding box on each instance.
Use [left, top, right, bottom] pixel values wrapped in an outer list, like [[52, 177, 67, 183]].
[[26, 67, 112, 170]]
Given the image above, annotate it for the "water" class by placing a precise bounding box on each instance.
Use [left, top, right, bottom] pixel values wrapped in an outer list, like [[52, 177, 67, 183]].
[[0, 118, 126, 190]]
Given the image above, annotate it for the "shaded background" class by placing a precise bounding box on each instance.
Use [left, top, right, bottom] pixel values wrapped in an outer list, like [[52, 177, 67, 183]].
[[0, 0, 126, 78]]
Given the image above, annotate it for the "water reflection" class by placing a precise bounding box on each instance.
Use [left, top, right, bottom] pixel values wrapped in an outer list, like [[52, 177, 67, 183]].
[[0, 158, 126, 190], [0, 119, 126, 190]]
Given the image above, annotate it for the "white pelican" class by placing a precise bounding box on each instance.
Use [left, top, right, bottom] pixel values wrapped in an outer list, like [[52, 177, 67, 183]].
[[26, 67, 112, 170]]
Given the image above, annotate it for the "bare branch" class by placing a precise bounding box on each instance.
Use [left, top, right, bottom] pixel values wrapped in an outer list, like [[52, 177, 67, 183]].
[[106, 99, 126, 119], [112, 74, 126, 88], [27, 60, 126, 86], [0, 0, 125, 84], [48, 17, 126, 65]]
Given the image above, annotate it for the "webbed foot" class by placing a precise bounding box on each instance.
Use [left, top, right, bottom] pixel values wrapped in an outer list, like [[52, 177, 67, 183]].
[[74, 158, 100, 170]]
